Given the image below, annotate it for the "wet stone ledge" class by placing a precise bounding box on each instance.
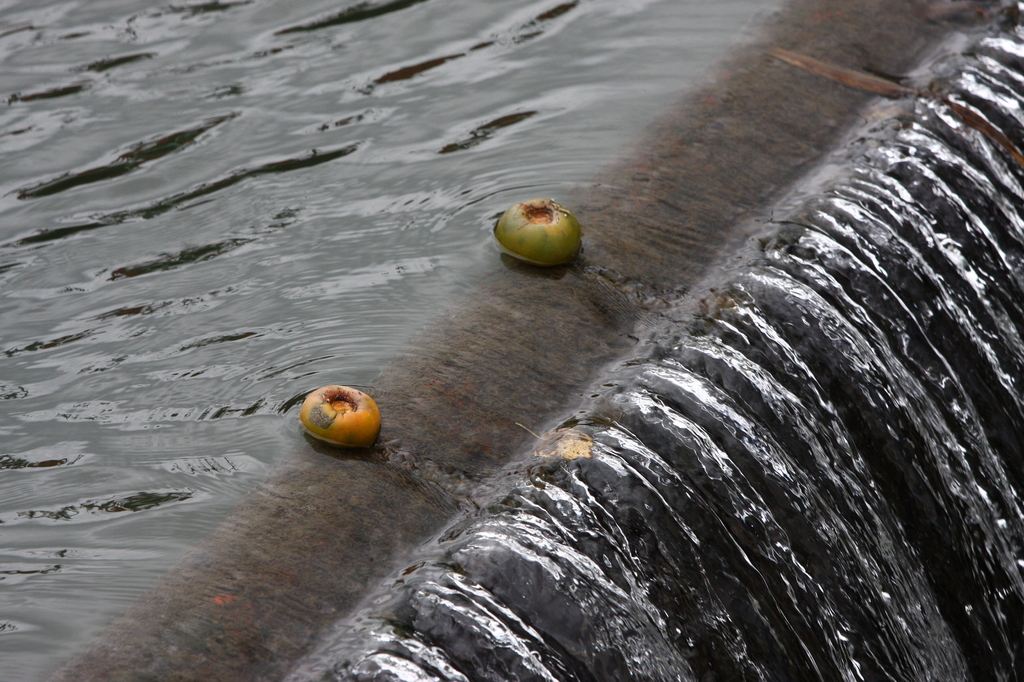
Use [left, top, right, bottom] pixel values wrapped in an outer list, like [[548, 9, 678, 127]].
[[50, 0, 983, 680]]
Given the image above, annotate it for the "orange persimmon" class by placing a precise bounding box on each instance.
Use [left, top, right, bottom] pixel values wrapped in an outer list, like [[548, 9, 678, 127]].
[[299, 385, 381, 448]]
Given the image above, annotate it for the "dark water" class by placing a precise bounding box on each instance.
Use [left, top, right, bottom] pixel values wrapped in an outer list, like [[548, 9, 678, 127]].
[[284, 21, 1024, 682], [0, 0, 779, 679]]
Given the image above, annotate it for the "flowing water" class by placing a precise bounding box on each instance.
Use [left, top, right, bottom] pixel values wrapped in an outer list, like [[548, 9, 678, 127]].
[[285, 16, 1024, 682], [0, 0, 781, 679]]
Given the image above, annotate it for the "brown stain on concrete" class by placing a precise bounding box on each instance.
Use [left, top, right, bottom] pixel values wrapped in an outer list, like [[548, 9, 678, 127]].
[[50, 1, 966, 680]]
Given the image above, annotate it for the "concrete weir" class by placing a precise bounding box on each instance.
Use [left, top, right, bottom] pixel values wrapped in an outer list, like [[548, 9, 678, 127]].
[[51, 1, 972, 679]]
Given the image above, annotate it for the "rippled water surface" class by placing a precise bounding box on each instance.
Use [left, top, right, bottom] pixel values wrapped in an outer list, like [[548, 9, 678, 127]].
[[0, 0, 779, 678]]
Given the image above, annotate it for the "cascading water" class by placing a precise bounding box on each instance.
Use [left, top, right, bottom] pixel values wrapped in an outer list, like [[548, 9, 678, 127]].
[[285, 20, 1024, 682]]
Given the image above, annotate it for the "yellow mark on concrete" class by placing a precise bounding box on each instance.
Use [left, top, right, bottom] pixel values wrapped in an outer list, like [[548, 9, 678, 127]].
[[534, 429, 594, 460]]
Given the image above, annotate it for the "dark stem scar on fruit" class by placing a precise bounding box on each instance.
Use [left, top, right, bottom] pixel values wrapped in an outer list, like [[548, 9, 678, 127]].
[[524, 204, 555, 223], [324, 387, 358, 413]]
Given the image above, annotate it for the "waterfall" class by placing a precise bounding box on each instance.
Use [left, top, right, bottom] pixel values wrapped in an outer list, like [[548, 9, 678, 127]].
[[286, 22, 1024, 682]]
